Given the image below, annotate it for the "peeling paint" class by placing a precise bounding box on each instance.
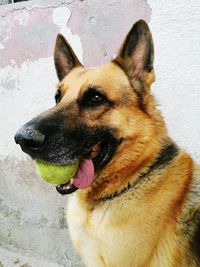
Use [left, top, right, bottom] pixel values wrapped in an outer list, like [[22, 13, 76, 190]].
[[0, 43, 5, 50], [0, 3, 84, 68], [0, 7, 58, 67], [53, 6, 71, 26], [0, 0, 151, 265], [16, 9, 30, 26], [52, 6, 83, 63], [68, 0, 151, 66]]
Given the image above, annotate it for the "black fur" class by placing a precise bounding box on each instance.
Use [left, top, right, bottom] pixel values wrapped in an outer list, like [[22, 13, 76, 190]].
[[15, 105, 121, 171], [149, 143, 179, 172], [188, 209, 200, 264], [98, 143, 179, 201]]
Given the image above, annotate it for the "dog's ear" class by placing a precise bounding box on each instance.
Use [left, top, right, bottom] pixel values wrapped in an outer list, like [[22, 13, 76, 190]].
[[54, 34, 82, 81], [114, 20, 154, 81]]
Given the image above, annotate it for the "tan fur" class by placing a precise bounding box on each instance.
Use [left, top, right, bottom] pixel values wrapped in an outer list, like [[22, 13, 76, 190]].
[[66, 152, 198, 267], [53, 22, 200, 267], [55, 62, 200, 266], [16, 21, 200, 266]]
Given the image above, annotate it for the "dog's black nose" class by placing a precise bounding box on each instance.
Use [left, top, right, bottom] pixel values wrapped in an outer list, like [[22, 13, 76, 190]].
[[15, 126, 45, 151]]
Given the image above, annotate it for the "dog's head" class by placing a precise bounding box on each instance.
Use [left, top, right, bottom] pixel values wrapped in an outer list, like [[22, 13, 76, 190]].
[[15, 20, 166, 199]]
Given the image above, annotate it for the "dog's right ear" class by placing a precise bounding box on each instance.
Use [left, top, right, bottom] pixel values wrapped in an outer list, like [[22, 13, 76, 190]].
[[54, 34, 82, 81]]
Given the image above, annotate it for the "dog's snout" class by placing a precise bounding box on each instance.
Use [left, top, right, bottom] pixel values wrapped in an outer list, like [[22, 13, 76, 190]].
[[15, 126, 45, 151]]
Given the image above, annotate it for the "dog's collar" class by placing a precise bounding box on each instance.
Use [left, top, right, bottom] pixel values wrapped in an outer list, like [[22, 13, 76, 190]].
[[96, 143, 178, 202]]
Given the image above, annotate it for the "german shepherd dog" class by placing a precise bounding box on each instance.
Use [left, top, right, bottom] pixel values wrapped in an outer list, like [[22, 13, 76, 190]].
[[15, 20, 200, 266]]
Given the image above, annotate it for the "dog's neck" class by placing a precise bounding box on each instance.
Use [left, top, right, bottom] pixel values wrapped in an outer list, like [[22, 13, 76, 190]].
[[95, 142, 179, 201], [77, 135, 178, 202]]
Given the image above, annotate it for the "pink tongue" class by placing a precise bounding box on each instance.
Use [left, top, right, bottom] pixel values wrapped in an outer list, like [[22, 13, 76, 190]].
[[73, 159, 94, 189]]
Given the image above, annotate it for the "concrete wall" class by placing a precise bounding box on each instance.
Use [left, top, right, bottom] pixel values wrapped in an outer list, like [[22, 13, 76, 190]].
[[0, 0, 199, 266]]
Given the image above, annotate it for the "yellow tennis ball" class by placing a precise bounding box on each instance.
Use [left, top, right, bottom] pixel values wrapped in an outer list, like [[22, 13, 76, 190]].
[[35, 160, 79, 185]]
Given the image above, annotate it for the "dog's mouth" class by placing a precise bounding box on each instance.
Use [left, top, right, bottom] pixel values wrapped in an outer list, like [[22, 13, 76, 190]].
[[56, 140, 115, 195], [15, 122, 121, 195]]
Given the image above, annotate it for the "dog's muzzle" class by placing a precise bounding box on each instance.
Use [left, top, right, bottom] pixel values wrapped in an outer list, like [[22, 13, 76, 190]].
[[14, 107, 122, 195]]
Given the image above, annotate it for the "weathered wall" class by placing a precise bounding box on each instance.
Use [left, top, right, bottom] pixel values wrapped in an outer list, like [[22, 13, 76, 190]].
[[0, 1, 150, 266], [0, 0, 200, 266]]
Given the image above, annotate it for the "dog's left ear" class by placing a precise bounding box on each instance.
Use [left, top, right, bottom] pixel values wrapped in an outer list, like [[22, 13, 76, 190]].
[[114, 20, 154, 82], [54, 34, 82, 81]]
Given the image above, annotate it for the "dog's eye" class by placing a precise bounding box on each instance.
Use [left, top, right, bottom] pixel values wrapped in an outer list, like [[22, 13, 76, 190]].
[[80, 88, 108, 108], [55, 90, 61, 104], [91, 94, 104, 104]]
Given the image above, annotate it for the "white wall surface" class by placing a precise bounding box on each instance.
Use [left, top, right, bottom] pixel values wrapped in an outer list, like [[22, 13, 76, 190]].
[[148, 0, 200, 163]]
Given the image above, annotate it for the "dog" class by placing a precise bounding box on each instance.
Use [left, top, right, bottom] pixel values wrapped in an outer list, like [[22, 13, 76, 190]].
[[15, 20, 200, 266]]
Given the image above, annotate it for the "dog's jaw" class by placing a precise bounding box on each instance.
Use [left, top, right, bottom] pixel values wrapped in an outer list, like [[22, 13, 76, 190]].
[[55, 138, 122, 195]]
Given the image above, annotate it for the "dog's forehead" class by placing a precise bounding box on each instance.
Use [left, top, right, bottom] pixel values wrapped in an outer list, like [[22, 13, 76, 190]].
[[60, 62, 132, 100]]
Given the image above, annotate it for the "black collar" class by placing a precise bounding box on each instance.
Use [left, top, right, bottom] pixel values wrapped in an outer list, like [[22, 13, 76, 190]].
[[97, 143, 178, 202]]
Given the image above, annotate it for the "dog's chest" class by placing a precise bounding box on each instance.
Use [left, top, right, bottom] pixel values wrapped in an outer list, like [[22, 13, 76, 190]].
[[66, 194, 178, 267], [66, 195, 138, 266]]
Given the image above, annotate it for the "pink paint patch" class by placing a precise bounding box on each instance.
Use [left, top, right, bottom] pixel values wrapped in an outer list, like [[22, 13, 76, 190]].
[[73, 159, 94, 189], [0, 8, 59, 68]]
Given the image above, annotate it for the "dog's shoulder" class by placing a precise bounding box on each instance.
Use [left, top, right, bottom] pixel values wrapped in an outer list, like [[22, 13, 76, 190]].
[[181, 163, 200, 264], [190, 164, 200, 264], [191, 220, 200, 265]]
